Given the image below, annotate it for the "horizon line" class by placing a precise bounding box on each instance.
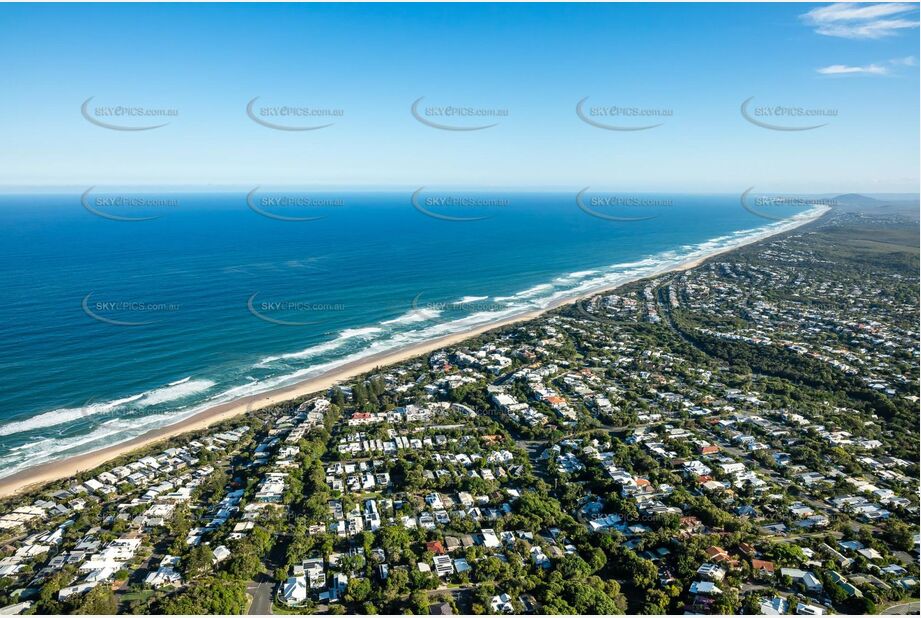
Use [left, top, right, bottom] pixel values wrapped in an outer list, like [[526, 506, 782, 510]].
[[0, 185, 918, 198]]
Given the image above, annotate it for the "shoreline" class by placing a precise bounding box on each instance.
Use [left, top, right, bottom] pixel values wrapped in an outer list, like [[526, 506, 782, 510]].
[[0, 207, 829, 499]]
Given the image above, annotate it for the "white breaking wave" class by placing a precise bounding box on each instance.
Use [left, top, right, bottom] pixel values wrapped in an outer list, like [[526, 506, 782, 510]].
[[553, 270, 599, 284], [258, 339, 349, 365], [513, 283, 554, 298], [0, 378, 214, 437], [206, 377, 260, 402], [0, 410, 179, 475], [494, 284, 555, 302], [9, 438, 54, 452], [132, 379, 215, 407], [381, 308, 443, 326], [607, 257, 658, 270], [0, 397, 139, 437], [455, 295, 489, 303], [258, 326, 385, 365], [338, 327, 383, 339]]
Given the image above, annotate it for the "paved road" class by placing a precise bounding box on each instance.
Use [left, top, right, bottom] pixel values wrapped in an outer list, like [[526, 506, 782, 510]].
[[247, 579, 274, 615], [881, 601, 920, 615]]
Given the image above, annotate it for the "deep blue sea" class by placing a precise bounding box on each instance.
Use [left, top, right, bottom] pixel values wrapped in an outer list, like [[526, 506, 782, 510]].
[[0, 190, 816, 477]]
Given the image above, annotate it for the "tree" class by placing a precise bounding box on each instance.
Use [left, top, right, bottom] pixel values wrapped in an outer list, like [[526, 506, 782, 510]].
[[74, 585, 117, 614], [714, 587, 740, 614], [882, 519, 915, 552], [742, 594, 762, 615], [474, 556, 509, 583], [587, 547, 607, 573], [35, 567, 75, 613], [640, 589, 669, 614], [185, 545, 214, 580], [562, 577, 624, 614], [225, 551, 262, 580], [384, 567, 409, 600], [159, 579, 247, 614], [168, 505, 194, 554], [379, 525, 411, 559], [558, 554, 592, 579], [345, 577, 372, 604], [770, 542, 805, 566], [844, 594, 876, 615], [409, 590, 430, 614]]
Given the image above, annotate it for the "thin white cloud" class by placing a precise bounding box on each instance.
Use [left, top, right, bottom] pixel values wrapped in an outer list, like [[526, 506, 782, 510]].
[[889, 55, 917, 66], [817, 63, 889, 75], [816, 56, 917, 76], [802, 2, 919, 39]]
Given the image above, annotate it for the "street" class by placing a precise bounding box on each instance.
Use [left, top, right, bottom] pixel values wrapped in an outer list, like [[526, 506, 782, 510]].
[[881, 601, 921, 615], [247, 576, 275, 615]]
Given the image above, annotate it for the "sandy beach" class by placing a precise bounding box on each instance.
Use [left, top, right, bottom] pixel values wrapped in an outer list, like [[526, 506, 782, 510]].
[[0, 207, 829, 500]]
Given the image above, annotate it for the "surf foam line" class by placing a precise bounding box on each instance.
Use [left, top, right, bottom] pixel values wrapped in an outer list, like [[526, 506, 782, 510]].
[[0, 378, 214, 437], [257, 327, 384, 365]]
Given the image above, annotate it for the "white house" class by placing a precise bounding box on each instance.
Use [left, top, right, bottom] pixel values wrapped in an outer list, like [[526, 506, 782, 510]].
[[282, 576, 308, 604], [490, 593, 514, 613]]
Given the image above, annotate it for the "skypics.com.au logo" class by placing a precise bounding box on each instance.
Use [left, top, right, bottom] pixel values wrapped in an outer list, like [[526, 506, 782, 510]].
[[741, 97, 837, 131], [411, 97, 508, 131], [246, 188, 346, 222], [576, 97, 672, 131], [411, 188, 510, 222], [81, 187, 179, 222], [247, 293, 345, 326], [81, 97, 178, 131], [740, 187, 838, 220], [82, 293, 180, 327], [246, 97, 344, 131], [576, 188, 673, 222]]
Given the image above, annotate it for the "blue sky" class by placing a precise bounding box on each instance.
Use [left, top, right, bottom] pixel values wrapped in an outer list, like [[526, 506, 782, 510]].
[[0, 2, 918, 192]]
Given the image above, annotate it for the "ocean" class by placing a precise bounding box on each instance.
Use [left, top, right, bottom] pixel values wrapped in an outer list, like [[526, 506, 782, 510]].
[[0, 190, 817, 478]]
